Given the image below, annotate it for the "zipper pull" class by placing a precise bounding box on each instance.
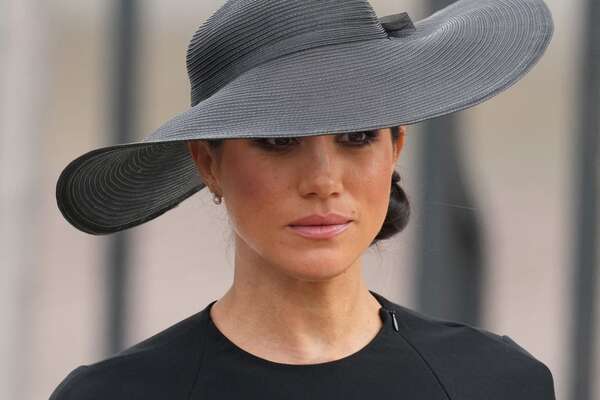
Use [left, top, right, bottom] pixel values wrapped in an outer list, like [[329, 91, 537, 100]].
[[389, 310, 399, 332]]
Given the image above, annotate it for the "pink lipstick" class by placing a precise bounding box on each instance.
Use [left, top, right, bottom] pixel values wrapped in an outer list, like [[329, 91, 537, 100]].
[[288, 213, 353, 239], [288, 223, 351, 239]]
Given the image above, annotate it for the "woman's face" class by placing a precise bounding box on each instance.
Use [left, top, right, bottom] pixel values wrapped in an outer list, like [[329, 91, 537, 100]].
[[187, 127, 405, 282]]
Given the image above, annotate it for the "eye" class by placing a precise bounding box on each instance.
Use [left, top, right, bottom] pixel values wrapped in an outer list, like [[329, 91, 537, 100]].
[[266, 137, 299, 146], [251, 130, 379, 152], [252, 136, 300, 151], [338, 130, 380, 146]]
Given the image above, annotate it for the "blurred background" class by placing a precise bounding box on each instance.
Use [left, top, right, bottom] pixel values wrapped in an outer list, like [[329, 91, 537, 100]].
[[0, 0, 597, 399]]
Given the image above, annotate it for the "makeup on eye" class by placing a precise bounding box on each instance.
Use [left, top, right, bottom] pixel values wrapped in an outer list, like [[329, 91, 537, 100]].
[[251, 130, 380, 151]]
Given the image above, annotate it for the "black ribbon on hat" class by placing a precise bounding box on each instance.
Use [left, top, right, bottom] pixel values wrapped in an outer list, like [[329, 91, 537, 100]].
[[379, 12, 416, 37]]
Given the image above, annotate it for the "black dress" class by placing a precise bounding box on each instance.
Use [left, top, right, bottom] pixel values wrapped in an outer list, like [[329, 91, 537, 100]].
[[49, 290, 556, 399]]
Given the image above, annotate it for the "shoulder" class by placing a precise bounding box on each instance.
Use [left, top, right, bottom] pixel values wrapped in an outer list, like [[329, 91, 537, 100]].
[[387, 300, 556, 399], [48, 308, 209, 400]]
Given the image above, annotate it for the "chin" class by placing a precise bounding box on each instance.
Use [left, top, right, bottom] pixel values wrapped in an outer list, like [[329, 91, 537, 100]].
[[273, 251, 360, 282]]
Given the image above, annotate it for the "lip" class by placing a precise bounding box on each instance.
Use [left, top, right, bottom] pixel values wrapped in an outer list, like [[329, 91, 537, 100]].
[[288, 212, 353, 240], [289, 212, 353, 226], [288, 222, 352, 239]]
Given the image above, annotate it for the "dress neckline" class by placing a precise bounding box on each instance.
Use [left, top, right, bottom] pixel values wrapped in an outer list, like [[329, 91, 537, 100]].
[[204, 289, 399, 369]]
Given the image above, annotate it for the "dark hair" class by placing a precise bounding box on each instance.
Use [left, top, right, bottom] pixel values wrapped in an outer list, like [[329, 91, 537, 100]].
[[201, 127, 410, 246]]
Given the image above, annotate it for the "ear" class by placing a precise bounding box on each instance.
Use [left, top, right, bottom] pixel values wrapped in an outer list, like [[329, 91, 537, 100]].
[[392, 126, 406, 165], [186, 140, 222, 194]]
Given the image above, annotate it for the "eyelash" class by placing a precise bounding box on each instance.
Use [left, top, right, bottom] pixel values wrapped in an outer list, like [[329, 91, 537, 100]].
[[252, 130, 380, 151]]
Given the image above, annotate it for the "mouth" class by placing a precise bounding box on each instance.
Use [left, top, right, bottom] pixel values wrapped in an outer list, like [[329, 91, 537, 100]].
[[287, 222, 352, 239]]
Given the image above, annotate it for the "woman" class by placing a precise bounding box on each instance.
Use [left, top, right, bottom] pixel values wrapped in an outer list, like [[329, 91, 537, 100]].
[[50, 0, 556, 398]]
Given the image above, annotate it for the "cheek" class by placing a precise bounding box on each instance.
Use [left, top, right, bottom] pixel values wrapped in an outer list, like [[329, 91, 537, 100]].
[[353, 158, 393, 231], [219, 151, 289, 236]]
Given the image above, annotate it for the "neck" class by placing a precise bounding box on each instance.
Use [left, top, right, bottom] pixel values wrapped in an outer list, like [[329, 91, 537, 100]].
[[208, 245, 383, 365]]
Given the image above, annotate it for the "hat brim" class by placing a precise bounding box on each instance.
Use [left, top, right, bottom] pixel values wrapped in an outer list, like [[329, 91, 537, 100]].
[[57, 0, 553, 235]]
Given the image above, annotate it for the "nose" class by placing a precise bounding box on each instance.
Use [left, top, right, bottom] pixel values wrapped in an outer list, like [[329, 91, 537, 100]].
[[297, 136, 344, 200]]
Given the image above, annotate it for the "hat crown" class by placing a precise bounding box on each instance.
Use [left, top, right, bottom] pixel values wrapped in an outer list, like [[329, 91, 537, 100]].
[[186, 0, 388, 106]]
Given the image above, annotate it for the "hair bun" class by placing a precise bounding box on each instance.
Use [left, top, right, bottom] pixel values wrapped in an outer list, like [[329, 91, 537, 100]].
[[372, 169, 410, 245]]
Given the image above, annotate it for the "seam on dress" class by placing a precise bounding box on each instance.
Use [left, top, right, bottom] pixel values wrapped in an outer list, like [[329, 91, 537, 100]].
[[393, 326, 453, 400]]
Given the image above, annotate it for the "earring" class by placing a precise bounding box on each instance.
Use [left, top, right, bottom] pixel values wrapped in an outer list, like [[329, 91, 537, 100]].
[[212, 192, 223, 205]]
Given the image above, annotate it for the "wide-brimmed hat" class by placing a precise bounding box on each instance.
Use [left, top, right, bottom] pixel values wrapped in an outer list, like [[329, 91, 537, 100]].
[[56, 0, 554, 235]]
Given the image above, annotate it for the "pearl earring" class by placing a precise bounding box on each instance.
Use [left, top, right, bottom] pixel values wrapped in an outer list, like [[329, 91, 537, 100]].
[[212, 192, 222, 205]]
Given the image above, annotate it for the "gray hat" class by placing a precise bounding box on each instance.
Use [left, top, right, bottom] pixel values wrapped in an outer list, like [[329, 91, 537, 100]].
[[56, 0, 554, 235]]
